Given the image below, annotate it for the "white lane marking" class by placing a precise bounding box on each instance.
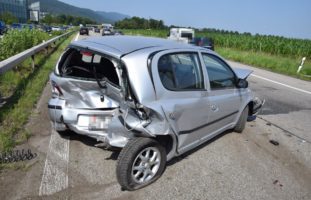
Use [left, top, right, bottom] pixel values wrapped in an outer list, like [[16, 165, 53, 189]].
[[39, 129, 70, 196], [74, 32, 79, 41], [251, 74, 311, 95]]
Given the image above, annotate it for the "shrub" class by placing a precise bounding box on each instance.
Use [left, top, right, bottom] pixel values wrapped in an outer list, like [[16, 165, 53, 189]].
[[0, 29, 49, 61]]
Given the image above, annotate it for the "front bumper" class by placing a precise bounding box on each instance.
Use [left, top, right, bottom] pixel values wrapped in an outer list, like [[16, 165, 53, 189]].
[[48, 98, 132, 148], [247, 97, 265, 121]]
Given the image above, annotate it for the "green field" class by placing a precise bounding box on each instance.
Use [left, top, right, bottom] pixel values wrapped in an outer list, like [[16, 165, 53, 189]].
[[0, 33, 75, 152], [121, 29, 311, 80]]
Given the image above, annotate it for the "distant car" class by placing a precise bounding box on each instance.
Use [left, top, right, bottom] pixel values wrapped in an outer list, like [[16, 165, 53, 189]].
[[23, 24, 34, 30], [48, 36, 263, 190], [52, 26, 61, 31], [86, 27, 94, 31], [114, 30, 123, 35], [11, 23, 23, 30], [102, 28, 113, 36], [191, 37, 214, 51], [79, 27, 89, 35], [94, 28, 100, 33], [42, 25, 52, 33], [0, 21, 7, 35]]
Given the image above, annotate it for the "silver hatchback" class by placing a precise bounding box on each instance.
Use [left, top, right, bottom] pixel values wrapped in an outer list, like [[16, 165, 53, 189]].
[[48, 36, 263, 190]]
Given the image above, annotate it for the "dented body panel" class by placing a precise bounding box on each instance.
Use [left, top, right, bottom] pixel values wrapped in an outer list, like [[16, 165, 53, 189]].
[[48, 36, 262, 161]]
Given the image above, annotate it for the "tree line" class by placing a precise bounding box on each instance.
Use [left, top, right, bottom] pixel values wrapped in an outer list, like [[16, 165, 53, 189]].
[[115, 17, 166, 29], [41, 14, 96, 25]]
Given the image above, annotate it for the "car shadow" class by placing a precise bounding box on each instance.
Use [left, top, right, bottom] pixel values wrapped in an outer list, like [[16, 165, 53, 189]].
[[57, 130, 121, 160], [57, 129, 234, 164]]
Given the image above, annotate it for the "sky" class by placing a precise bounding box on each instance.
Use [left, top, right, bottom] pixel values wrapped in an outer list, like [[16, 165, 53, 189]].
[[59, 0, 311, 39]]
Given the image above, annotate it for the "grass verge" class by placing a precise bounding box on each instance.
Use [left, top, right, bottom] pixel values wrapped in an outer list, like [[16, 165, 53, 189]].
[[0, 33, 75, 152], [216, 47, 311, 80]]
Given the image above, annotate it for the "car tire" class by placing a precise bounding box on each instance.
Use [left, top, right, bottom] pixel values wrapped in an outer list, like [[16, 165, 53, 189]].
[[116, 137, 166, 191], [234, 105, 248, 133]]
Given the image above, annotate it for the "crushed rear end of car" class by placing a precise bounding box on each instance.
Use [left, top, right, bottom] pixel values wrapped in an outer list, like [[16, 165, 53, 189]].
[[47, 42, 171, 149]]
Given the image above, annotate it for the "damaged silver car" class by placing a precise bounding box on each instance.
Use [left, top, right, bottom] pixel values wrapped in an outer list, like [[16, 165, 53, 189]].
[[48, 36, 263, 190]]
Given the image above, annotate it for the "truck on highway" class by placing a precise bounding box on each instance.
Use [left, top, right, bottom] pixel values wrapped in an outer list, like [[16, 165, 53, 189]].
[[167, 28, 194, 43]]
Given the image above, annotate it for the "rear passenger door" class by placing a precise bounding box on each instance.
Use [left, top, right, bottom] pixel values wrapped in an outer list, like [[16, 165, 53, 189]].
[[151, 50, 211, 154]]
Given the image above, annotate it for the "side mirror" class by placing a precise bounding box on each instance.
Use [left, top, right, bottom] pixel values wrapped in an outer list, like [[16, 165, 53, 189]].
[[237, 79, 248, 88]]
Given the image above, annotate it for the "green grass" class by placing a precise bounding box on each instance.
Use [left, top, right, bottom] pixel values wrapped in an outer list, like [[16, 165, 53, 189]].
[[216, 47, 311, 80], [0, 57, 41, 97], [0, 33, 75, 152]]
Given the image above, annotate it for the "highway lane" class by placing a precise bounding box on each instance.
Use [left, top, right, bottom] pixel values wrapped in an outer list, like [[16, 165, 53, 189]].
[[228, 61, 311, 143], [0, 31, 310, 200]]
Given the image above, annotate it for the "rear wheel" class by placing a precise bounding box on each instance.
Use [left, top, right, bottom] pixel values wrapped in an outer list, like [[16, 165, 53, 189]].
[[116, 137, 166, 191], [234, 105, 249, 133]]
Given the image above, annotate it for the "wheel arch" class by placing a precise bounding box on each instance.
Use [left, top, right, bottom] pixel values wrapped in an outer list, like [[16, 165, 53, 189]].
[[247, 100, 254, 115], [154, 134, 177, 161]]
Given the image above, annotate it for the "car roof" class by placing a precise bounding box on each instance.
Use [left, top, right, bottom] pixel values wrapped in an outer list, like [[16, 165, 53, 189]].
[[70, 35, 204, 58]]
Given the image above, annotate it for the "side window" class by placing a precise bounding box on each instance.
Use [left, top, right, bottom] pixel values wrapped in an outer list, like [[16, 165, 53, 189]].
[[158, 53, 204, 91], [202, 54, 236, 90]]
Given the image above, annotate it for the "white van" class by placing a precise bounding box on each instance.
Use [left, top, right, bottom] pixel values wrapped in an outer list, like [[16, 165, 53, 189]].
[[167, 28, 195, 43]]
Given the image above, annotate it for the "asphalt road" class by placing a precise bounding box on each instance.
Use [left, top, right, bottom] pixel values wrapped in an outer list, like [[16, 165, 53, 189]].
[[229, 61, 311, 143], [0, 31, 310, 200]]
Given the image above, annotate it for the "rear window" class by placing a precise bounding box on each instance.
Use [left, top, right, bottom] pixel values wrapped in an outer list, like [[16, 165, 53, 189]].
[[58, 48, 120, 86], [181, 32, 193, 40]]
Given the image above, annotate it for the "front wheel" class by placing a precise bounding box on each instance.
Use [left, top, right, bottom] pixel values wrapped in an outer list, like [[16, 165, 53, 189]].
[[116, 137, 166, 191], [234, 105, 249, 133]]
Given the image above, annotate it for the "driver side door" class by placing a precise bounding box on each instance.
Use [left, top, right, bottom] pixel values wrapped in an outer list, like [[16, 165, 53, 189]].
[[200, 53, 244, 137]]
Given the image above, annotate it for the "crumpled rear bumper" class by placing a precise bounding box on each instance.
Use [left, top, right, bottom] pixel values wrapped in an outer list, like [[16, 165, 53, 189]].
[[48, 97, 132, 148]]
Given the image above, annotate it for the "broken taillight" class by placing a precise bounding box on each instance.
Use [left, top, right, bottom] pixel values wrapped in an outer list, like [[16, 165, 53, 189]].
[[51, 80, 63, 97], [81, 51, 93, 63]]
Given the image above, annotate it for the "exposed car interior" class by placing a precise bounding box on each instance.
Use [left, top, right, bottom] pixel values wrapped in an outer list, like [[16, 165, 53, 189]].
[[158, 53, 203, 90], [58, 48, 120, 86]]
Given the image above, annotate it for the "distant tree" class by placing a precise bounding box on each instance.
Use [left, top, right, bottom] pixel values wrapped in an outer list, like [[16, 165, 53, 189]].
[[41, 14, 53, 25], [115, 17, 167, 29], [0, 12, 18, 24], [40, 14, 96, 25]]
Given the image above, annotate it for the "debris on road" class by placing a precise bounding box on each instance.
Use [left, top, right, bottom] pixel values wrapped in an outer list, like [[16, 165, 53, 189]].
[[273, 180, 283, 187], [269, 140, 279, 146], [0, 149, 37, 163]]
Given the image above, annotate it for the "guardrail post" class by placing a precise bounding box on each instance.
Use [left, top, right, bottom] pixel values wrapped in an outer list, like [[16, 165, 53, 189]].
[[44, 47, 49, 55], [297, 57, 306, 74], [31, 55, 35, 71]]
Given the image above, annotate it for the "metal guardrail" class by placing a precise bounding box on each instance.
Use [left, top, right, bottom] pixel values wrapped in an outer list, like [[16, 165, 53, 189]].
[[0, 31, 75, 74]]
